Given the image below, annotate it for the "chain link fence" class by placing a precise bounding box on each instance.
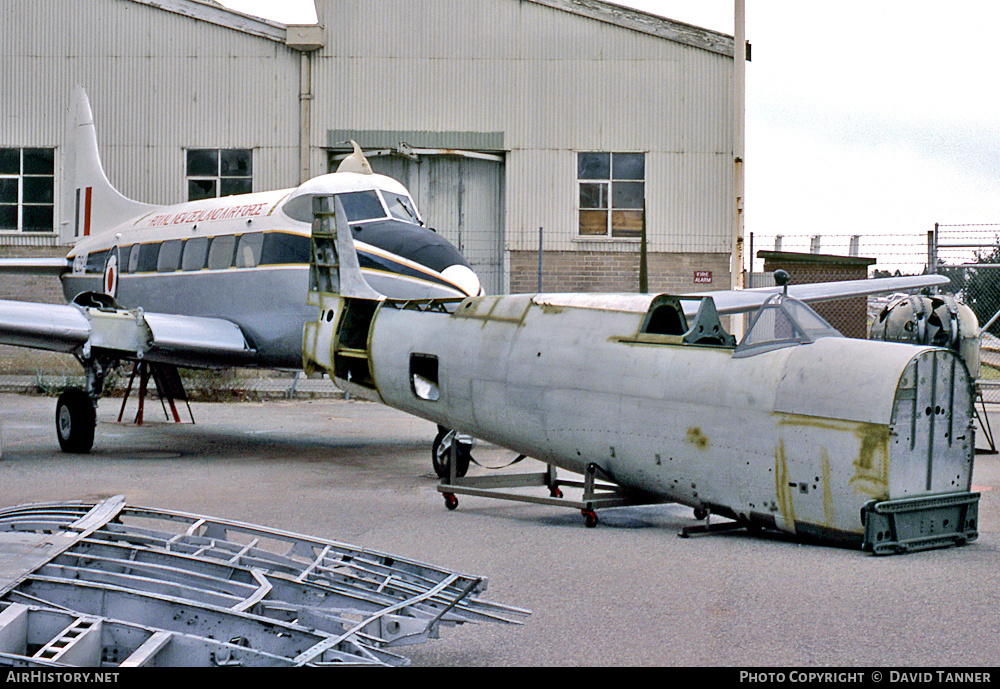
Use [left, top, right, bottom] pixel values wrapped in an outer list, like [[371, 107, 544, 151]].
[[3, 227, 999, 405], [750, 228, 1000, 411], [748, 230, 935, 339], [931, 224, 1000, 405]]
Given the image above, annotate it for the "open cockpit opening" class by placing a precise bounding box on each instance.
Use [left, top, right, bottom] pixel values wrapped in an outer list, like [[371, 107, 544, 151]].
[[636, 295, 736, 347]]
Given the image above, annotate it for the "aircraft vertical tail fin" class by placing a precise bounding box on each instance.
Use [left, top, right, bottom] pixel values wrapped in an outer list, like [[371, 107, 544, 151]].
[[60, 87, 155, 244]]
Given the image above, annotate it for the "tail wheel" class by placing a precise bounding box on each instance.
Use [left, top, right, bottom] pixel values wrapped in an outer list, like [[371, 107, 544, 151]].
[[56, 387, 96, 454]]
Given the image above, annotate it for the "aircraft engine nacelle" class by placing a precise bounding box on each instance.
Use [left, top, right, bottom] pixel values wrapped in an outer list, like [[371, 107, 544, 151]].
[[871, 294, 980, 379]]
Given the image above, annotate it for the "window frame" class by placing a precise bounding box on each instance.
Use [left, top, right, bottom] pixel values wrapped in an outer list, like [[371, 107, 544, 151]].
[[576, 151, 645, 239], [0, 147, 56, 233], [186, 148, 253, 202]]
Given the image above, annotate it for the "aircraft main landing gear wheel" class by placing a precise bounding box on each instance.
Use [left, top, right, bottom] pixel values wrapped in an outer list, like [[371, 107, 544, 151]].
[[56, 387, 96, 454], [432, 427, 472, 479], [694, 507, 709, 521], [582, 509, 598, 528], [443, 493, 459, 510]]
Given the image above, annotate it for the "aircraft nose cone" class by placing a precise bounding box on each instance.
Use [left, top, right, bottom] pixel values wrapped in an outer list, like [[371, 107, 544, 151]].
[[441, 264, 482, 296]]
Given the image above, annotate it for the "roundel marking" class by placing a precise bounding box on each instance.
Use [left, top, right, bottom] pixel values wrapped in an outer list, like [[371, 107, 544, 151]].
[[103, 252, 119, 298]]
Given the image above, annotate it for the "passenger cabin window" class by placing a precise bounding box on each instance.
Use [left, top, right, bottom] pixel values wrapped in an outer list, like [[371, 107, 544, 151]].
[[119, 245, 132, 273], [261, 232, 309, 264], [136, 244, 159, 273], [86, 250, 108, 274], [207, 235, 236, 270], [157, 240, 182, 272], [126, 245, 140, 273], [182, 237, 209, 270], [187, 148, 253, 201], [236, 233, 263, 268]]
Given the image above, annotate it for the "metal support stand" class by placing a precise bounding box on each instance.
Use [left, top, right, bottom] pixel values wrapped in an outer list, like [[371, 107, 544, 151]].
[[437, 442, 666, 527], [117, 362, 194, 425], [974, 384, 996, 454], [678, 509, 746, 538]]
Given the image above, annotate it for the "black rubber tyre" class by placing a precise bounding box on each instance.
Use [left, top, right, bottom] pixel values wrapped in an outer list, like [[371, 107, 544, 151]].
[[56, 387, 96, 453], [432, 428, 472, 479]]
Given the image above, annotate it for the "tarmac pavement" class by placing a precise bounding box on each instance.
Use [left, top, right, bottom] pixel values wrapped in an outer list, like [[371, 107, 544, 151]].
[[1, 392, 999, 668]]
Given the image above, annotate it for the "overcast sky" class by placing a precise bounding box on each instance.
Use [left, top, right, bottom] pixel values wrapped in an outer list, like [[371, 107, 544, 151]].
[[221, 1, 1000, 271]]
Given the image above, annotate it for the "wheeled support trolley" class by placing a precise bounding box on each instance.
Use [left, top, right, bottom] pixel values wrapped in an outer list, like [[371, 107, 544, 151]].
[[436, 442, 666, 527]]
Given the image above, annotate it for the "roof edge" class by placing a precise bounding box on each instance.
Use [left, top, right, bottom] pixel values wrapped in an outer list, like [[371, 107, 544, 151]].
[[758, 250, 878, 268], [128, 0, 288, 43], [527, 0, 734, 57]]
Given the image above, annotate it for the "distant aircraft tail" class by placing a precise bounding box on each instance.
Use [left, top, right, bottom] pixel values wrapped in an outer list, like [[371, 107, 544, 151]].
[[60, 86, 155, 244]]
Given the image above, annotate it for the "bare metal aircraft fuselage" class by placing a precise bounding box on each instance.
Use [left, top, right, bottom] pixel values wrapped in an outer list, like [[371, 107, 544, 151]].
[[303, 196, 979, 554]]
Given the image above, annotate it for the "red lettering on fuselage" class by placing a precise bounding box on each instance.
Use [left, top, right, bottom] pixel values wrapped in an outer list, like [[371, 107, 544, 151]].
[[140, 201, 268, 229]]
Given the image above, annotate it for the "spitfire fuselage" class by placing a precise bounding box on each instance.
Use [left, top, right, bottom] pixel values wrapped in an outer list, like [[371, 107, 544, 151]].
[[315, 291, 976, 547]]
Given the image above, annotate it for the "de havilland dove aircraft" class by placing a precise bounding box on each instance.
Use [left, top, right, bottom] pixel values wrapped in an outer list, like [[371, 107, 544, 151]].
[[302, 194, 979, 555], [0, 88, 481, 453]]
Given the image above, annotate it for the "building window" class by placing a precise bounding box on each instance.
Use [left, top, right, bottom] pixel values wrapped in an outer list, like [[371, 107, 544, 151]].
[[0, 147, 55, 232], [577, 152, 644, 238], [186, 148, 252, 201]]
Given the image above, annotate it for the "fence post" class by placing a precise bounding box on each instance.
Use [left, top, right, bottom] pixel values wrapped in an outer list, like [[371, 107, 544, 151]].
[[928, 224, 938, 275], [537, 227, 543, 292]]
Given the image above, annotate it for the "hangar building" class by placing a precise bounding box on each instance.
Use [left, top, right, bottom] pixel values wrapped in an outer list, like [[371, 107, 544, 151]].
[[3, 0, 741, 298]]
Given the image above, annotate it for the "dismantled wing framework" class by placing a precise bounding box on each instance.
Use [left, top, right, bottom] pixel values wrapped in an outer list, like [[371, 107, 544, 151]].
[[0, 496, 529, 667]]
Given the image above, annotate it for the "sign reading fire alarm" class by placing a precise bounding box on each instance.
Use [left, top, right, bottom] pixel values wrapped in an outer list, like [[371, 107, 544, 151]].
[[694, 270, 713, 284]]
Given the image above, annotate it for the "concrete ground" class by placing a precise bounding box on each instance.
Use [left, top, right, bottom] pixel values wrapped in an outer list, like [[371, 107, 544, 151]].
[[1, 392, 999, 667]]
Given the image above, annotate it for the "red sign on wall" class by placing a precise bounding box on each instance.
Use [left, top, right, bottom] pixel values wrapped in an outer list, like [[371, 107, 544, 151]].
[[694, 270, 713, 284]]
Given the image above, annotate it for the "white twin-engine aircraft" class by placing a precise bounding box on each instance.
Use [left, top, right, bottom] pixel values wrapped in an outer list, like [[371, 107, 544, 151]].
[[0, 88, 481, 452]]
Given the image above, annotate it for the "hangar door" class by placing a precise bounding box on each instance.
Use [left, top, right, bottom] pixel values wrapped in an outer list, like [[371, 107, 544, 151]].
[[365, 153, 505, 295]]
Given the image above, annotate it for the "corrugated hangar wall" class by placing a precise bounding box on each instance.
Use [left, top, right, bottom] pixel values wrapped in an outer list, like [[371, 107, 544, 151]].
[[2, 0, 301, 232], [312, 0, 737, 293], [4, 0, 736, 296]]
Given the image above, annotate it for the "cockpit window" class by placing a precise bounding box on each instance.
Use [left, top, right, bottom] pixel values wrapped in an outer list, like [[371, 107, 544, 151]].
[[734, 294, 842, 358], [281, 190, 388, 224], [383, 191, 419, 224], [338, 190, 385, 222]]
